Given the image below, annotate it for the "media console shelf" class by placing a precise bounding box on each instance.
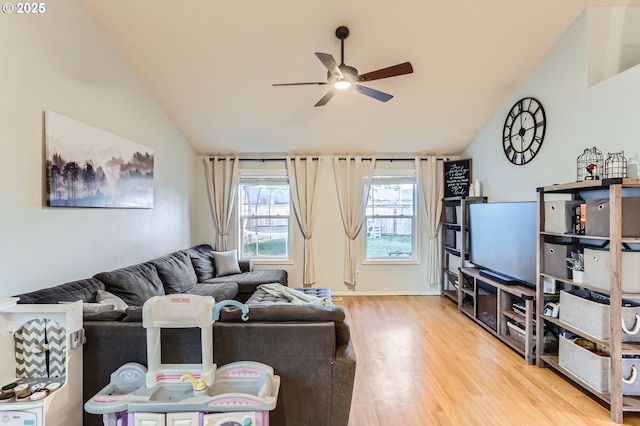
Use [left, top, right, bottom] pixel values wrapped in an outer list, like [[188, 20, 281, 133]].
[[459, 267, 536, 365]]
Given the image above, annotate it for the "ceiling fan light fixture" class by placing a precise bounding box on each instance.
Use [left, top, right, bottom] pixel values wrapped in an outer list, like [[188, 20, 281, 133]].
[[333, 80, 352, 90], [272, 26, 413, 106]]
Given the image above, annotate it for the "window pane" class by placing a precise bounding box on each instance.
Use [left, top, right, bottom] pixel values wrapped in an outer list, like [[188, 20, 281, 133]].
[[241, 216, 289, 258], [367, 184, 414, 216], [240, 184, 289, 216], [366, 217, 413, 258], [238, 180, 290, 259], [365, 178, 416, 260]]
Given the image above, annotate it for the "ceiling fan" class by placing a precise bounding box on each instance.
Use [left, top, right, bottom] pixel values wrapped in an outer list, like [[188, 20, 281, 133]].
[[273, 26, 414, 107]]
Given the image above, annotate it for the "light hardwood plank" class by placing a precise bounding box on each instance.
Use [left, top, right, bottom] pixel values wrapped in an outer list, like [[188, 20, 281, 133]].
[[336, 296, 640, 426]]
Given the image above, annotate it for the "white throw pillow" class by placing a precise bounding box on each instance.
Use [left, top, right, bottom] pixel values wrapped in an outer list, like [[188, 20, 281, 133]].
[[212, 249, 242, 277], [96, 290, 129, 311]]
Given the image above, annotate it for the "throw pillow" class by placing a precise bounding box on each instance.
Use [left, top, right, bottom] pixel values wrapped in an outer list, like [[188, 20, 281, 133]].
[[96, 290, 128, 311], [212, 249, 242, 277]]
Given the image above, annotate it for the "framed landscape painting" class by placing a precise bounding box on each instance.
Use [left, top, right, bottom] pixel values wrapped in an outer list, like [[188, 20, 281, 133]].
[[45, 111, 154, 208]]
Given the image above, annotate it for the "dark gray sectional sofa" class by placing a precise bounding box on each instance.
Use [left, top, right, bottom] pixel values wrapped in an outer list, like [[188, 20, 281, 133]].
[[17, 244, 287, 306], [14, 244, 356, 426]]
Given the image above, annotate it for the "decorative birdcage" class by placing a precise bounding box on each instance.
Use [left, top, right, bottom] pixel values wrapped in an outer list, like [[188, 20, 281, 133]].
[[604, 151, 627, 179], [576, 147, 603, 181]]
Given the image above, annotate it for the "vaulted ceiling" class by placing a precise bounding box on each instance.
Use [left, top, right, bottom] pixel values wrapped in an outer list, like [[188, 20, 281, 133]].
[[80, 0, 639, 156]]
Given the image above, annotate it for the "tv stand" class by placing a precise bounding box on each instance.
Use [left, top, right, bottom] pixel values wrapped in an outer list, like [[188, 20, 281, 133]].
[[459, 267, 536, 364]]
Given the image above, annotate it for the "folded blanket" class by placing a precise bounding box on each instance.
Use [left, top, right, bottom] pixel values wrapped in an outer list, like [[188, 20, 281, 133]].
[[258, 283, 335, 306]]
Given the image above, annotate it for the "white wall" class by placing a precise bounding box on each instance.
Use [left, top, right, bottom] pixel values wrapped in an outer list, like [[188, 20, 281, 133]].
[[0, 0, 197, 296], [588, 7, 640, 86], [192, 157, 437, 296], [464, 10, 640, 202]]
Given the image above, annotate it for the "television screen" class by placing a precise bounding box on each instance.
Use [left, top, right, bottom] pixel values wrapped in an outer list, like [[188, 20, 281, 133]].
[[468, 201, 537, 287]]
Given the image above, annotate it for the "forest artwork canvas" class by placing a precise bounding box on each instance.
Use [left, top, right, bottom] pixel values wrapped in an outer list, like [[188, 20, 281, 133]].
[[45, 111, 154, 208]]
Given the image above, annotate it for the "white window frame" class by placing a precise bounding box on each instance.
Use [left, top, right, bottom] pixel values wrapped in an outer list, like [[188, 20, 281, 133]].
[[362, 171, 420, 264], [237, 171, 292, 263]]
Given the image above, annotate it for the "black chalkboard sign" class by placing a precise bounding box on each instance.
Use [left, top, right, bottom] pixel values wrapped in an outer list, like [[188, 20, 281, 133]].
[[444, 159, 472, 197]]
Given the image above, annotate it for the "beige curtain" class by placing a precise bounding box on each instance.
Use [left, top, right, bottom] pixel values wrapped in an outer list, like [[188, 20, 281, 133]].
[[202, 157, 239, 251], [286, 156, 321, 287], [333, 156, 376, 291], [416, 156, 445, 286]]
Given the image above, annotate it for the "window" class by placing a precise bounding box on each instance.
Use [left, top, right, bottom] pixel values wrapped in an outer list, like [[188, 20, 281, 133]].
[[238, 172, 290, 260], [364, 173, 417, 261]]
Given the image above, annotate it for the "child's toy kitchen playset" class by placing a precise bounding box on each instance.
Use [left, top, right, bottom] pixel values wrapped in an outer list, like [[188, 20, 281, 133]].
[[0, 297, 84, 426], [84, 294, 280, 426]]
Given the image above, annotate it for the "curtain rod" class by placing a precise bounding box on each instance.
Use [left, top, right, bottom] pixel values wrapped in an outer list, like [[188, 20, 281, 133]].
[[209, 156, 448, 162], [337, 157, 449, 161], [210, 157, 318, 162]]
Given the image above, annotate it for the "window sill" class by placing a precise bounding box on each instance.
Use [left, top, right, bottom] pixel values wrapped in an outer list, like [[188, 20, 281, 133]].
[[362, 258, 421, 265], [248, 259, 294, 266]]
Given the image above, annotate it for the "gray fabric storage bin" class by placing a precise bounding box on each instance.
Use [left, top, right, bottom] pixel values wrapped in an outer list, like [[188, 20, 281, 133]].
[[559, 290, 640, 342], [455, 205, 463, 225], [559, 334, 610, 393], [542, 242, 571, 279], [455, 231, 465, 250], [447, 253, 461, 273], [584, 247, 640, 293], [544, 200, 582, 234], [444, 206, 456, 224], [444, 228, 456, 248], [559, 334, 640, 395], [586, 197, 640, 237]]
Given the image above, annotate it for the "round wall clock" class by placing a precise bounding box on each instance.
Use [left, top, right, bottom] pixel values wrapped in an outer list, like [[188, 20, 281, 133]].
[[502, 97, 546, 165]]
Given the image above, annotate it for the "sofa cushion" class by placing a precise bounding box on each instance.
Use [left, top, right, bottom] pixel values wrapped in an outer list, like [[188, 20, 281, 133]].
[[96, 290, 128, 310], [93, 262, 165, 307], [149, 251, 197, 294], [204, 270, 288, 296], [15, 278, 105, 304], [212, 249, 241, 277], [120, 282, 238, 323], [121, 306, 144, 322], [83, 310, 127, 322], [219, 302, 350, 345], [187, 282, 238, 302], [185, 244, 216, 281]]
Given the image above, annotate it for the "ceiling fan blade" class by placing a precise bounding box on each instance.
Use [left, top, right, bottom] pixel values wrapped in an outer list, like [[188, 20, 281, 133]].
[[315, 52, 343, 79], [314, 90, 335, 107], [354, 85, 393, 102], [273, 82, 329, 86], [358, 62, 413, 82]]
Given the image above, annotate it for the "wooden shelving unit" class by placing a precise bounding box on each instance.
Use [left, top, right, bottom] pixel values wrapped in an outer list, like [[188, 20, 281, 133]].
[[440, 196, 486, 303], [536, 177, 640, 424]]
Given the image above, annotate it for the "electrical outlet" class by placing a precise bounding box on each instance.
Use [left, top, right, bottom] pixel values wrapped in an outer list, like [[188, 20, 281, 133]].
[[355, 270, 360, 278]]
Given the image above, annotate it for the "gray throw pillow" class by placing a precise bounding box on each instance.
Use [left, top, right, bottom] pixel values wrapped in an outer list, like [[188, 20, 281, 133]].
[[96, 290, 129, 311], [212, 249, 242, 277]]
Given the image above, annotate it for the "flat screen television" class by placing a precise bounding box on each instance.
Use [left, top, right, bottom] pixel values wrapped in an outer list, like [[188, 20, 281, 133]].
[[468, 201, 537, 287]]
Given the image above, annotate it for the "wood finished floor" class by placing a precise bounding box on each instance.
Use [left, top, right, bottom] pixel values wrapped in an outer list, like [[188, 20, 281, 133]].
[[335, 296, 640, 426]]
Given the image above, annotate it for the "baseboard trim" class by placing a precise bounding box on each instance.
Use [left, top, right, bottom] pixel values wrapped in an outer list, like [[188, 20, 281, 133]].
[[331, 290, 438, 297]]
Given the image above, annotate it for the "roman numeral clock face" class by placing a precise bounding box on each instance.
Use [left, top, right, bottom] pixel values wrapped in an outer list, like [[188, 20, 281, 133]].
[[502, 97, 546, 165]]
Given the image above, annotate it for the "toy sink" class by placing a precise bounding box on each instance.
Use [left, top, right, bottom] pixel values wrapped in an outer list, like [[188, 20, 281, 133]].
[[84, 295, 280, 425], [147, 384, 195, 402]]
